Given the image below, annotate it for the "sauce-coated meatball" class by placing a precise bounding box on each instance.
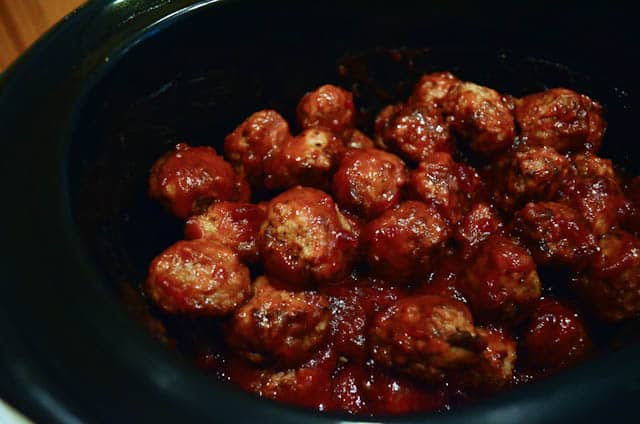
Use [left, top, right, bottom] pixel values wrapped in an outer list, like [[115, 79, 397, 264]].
[[515, 88, 606, 153], [521, 298, 590, 371], [510, 202, 597, 269], [462, 235, 541, 322], [146, 239, 250, 316], [374, 104, 454, 163], [226, 277, 331, 367], [408, 152, 481, 223], [185, 201, 265, 262], [149, 143, 242, 219], [332, 148, 408, 219], [264, 128, 345, 190], [487, 146, 570, 212], [224, 110, 291, 186], [346, 129, 375, 149], [454, 202, 504, 256], [571, 153, 618, 181], [363, 201, 452, 282], [575, 230, 640, 321], [296, 84, 355, 136], [369, 295, 483, 384], [442, 82, 515, 155], [258, 187, 357, 286], [408, 72, 461, 109]]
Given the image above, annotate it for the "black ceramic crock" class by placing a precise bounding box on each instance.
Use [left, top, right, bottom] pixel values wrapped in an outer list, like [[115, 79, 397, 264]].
[[1, 0, 639, 422]]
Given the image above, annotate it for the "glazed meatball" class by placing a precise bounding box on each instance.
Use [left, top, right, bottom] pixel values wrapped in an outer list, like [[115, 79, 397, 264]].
[[462, 235, 541, 322], [454, 202, 504, 256], [571, 153, 618, 181], [224, 110, 291, 186], [226, 277, 331, 367], [575, 230, 640, 321], [407, 152, 481, 224], [521, 298, 591, 371], [258, 187, 357, 286], [149, 143, 243, 219], [510, 202, 597, 269], [296, 84, 355, 136], [332, 148, 408, 219], [515, 88, 606, 153], [408, 72, 461, 109], [369, 295, 483, 384], [442, 82, 515, 155], [363, 201, 452, 282], [264, 128, 345, 190], [374, 104, 454, 163], [487, 146, 570, 213], [146, 239, 250, 316], [346, 129, 375, 149], [185, 201, 265, 262]]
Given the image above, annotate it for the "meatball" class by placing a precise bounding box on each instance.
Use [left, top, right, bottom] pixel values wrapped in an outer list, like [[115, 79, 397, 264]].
[[462, 235, 541, 322], [369, 295, 483, 384], [224, 110, 291, 186], [575, 230, 640, 321], [571, 153, 618, 181], [363, 201, 452, 282], [374, 104, 454, 163], [332, 148, 408, 219], [185, 201, 265, 262], [521, 298, 591, 371], [296, 84, 355, 136], [346, 129, 375, 149], [226, 277, 331, 367], [146, 239, 250, 316], [487, 146, 570, 213], [408, 152, 481, 223], [515, 88, 606, 153], [149, 143, 242, 219], [264, 128, 345, 190], [454, 202, 504, 256], [442, 82, 515, 155], [258, 187, 357, 286], [510, 202, 597, 269], [408, 72, 461, 109]]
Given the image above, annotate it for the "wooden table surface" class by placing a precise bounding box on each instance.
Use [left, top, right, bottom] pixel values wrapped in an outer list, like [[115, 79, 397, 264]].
[[0, 0, 85, 72]]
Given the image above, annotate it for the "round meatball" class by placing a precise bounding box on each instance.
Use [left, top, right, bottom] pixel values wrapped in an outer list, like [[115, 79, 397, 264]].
[[575, 230, 640, 321], [369, 295, 483, 384], [408, 72, 461, 109], [226, 277, 331, 367], [521, 298, 591, 371], [332, 148, 408, 219], [258, 186, 357, 286], [510, 202, 597, 269], [374, 104, 454, 163], [571, 153, 618, 181], [185, 201, 265, 262], [346, 129, 375, 149], [149, 143, 242, 219], [296, 84, 354, 136], [442, 82, 515, 155], [515, 88, 606, 153], [264, 128, 345, 190], [487, 146, 570, 212], [462, 235, 541, 322], [363, 201, 452, 282], [224, 109, 291, 186], [146, 239, 250, 316], [454, 202, 504, 256], [408, 152, 481, 223]]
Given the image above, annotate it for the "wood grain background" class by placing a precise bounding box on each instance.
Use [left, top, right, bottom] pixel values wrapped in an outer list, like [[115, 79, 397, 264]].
[[0, 0, 85, 71]]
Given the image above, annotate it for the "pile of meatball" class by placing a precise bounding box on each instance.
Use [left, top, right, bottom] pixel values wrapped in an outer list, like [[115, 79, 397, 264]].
[[145, 72, 640, 415]]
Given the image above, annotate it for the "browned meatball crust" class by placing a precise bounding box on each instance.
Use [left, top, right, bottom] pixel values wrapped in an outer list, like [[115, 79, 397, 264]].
[[363, 201, 452, 282], [226, 277, 331, 367], [454, 202, 504, 256], [332, 148, 408, 219], [346, 129, 375, 149], [515, 88, 606, 153], [296, 84, 355, 136], [369, 295, 483, 384], [442, 82, 515, 155], [146, 239, 250, 316], [408, 72, 461, 109], [258, 187, 357, 286]]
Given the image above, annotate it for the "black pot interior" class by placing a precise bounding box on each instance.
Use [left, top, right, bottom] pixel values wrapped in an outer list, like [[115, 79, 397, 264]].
[[21, 0, 640, 421]]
